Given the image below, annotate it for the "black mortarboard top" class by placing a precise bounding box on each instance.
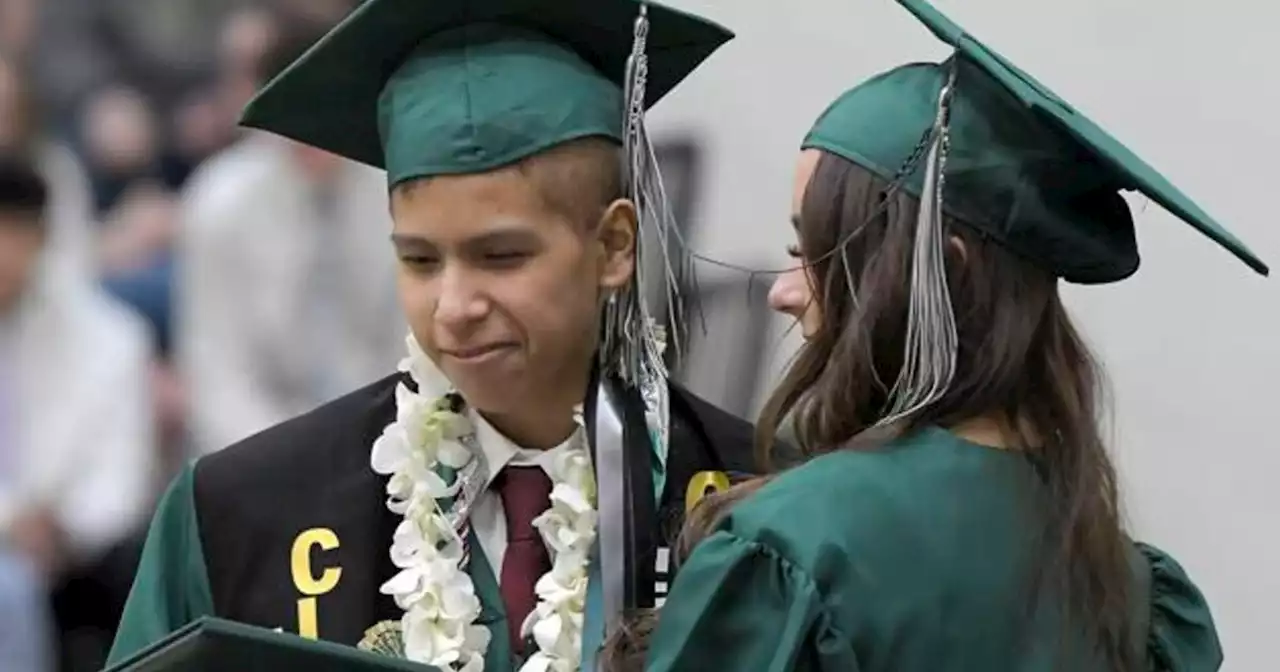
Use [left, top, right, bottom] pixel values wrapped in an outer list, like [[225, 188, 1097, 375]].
[[101, 617, 438, 672]]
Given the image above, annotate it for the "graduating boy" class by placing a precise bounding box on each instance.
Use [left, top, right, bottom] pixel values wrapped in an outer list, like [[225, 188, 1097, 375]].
[[109, 1, 754, 671]]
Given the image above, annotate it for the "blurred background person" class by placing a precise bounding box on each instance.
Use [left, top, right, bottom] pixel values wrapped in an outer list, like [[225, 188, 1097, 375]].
[[0, 53, 97, 285], [0, 153, 156, 670], [0, 151, 56, 672], [75, 84, 165, 218], [176, 5, 404, 456]]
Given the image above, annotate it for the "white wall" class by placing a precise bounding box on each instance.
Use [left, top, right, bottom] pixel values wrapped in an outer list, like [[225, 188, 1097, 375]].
[[647, 1, 1280, 668]]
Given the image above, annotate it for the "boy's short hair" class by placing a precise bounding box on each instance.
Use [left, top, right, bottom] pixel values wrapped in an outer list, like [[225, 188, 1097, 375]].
[[392, 135, 626, 230], [0, 153, 48, 223], [516, 136, 624, 228]]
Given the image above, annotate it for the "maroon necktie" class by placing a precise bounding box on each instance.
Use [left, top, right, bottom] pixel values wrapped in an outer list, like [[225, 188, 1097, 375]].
[[495, 465, 553, 654]]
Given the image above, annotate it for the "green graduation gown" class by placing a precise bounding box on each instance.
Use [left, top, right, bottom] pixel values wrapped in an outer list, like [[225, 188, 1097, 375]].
[[106, 373, 758, 671], [646, 426, 1222, 671]]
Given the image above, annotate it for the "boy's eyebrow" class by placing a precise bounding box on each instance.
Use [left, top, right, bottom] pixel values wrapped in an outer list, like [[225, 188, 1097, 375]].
[[390, 226, 542, 251]]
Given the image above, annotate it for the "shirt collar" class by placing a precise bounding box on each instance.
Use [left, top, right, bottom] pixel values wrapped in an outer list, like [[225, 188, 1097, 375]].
[[468, 408, 582, 488]]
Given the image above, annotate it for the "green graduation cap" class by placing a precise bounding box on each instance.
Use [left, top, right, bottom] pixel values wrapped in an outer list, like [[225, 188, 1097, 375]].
[[238, 0, 732, 189], [803, 0, 1269, 282]]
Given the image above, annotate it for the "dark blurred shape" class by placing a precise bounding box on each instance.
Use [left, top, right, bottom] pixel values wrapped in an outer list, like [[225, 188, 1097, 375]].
[[0, 150, 47, 214], [103, 255, 174, 359], [0, 152, 47, 312], [160, 82, 229, 189]]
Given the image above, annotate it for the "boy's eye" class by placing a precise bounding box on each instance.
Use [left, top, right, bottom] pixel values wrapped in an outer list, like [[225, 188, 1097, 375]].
[[399, 254, 439, 268], [482, 251, 531, 267]]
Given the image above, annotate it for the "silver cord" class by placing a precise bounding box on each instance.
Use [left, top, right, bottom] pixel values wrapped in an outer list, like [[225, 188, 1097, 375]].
[[877, 61, 960, 425], [603, 2, 683, 388]]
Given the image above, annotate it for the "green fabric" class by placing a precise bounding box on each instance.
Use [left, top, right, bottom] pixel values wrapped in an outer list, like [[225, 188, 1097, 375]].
[[802, 0, 1268, 283], [104, 617, 437, 672], [1136, 542, 1224, 671], [379, 26, 621, 186], [466, 528, 515, 671], [649, 424, 666, 503], [107, 464, 216, 666], [238, 0, 733, 188], [645, 428, 1223, 671]]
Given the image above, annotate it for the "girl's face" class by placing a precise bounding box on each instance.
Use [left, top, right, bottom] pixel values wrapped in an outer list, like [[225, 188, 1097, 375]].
[[767, 149, 823, 340]]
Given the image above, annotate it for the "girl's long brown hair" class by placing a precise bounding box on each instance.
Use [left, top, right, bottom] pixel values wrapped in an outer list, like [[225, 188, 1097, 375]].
[[755, 153, 1135, 669], [600, 152, 1136, 670]]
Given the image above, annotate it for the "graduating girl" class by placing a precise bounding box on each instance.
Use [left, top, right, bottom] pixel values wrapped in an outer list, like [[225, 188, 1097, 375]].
[[601, 1, 1266, 670]]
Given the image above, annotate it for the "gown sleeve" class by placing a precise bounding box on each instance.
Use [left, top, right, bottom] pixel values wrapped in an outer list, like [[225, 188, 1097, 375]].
[[105, 463, 216, 665], [1135, 542, 1224, 671], [643, 529, 858, 672]]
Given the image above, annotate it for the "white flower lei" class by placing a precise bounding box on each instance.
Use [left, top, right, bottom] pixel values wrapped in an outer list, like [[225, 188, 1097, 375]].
[[370, 335, 598, 672]]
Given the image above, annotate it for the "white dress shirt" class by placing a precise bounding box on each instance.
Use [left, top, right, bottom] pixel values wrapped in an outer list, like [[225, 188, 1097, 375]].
[[0, 263, 156, 562], [466, 410, 583, 574]]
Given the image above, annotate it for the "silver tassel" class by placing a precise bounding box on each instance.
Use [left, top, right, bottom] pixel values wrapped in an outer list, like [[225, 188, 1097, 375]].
[[592, 3, 679, 636], [602, 3, 686, 387], [878, 61, 960, 426], [598, 2, 678, 456]]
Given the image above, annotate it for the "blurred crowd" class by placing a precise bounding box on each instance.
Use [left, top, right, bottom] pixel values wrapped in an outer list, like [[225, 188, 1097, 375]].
[[0, 1, 409, 670]]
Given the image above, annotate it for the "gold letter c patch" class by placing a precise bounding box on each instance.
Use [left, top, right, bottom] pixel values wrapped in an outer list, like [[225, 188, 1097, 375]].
[[291, 528, 342, 639]]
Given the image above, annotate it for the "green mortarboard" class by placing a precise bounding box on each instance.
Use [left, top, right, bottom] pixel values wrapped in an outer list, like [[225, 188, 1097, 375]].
[[238, 0, 732, 188], [104, 617, 435, 672], [803, 0, 1269, 283]]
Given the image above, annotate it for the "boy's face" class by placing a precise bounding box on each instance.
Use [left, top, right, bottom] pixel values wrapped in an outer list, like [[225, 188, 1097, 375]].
[[0, 211, 43, 312], [389, 155, 635, 419]]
